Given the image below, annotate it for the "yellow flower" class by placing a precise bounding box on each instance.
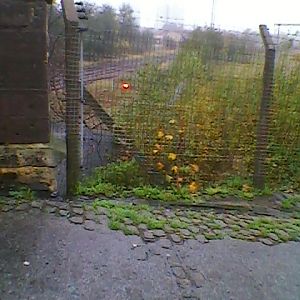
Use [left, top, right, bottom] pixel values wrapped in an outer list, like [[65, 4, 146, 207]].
[[168, 153, 177, 161], [169, 119, 176, 125], [152, 149, 159, 155], [156, 162, 164, 170], [171, 166, 179, 174], [188, 181, 199, 194], [190, 164, 199, 173], [157, 130, 164, 139], [165, 134, 174, 141]]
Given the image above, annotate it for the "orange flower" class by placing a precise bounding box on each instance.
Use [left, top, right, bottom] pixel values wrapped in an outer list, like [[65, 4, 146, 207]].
[[188, 181, 199, 194], [242, 184, 252, 193], [156, 162, 164, 170], [190, 164, 199, 173]]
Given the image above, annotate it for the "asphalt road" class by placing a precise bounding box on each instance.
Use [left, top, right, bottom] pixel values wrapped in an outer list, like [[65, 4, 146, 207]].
[[1, 210, 300, 300]]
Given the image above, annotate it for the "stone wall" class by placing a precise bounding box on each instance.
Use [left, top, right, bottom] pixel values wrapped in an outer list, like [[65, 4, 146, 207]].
[[0, 0, 49, 144], [0, 0, 61, 193]]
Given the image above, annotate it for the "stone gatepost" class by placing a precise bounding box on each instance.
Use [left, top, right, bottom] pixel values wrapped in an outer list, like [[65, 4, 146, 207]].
[[0, 0, 61, 193]]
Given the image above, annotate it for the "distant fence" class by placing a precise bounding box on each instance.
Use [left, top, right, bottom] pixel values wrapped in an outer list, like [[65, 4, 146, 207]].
[[49, 2, 300, 195]]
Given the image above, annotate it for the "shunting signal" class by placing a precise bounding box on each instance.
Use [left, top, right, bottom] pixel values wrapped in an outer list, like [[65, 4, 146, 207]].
[[121, 82, 131, 91]]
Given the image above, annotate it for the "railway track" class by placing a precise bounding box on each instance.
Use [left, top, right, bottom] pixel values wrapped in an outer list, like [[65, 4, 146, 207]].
[[49, 54, 176, 91]]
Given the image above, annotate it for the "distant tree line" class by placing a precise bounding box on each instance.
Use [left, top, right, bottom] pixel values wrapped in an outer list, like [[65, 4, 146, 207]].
[[183, 28, 260, 64], [48, 2, 155, 62]]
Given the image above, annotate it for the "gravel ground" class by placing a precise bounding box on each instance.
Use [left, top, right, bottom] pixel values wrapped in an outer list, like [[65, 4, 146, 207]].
[[0, 210, 300, 300]]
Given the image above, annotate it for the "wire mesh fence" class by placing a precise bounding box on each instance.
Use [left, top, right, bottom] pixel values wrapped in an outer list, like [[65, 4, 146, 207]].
[[270, 30, 300, 189], [83, 28, 260, 184], [49, 3, 300, 195]]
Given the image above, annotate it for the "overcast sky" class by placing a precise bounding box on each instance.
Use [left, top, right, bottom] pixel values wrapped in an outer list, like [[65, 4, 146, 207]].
[[91, 0, 300, 33]]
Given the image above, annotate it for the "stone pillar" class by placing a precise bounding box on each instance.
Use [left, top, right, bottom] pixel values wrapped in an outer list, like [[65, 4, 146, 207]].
[[0, 0, 61, 193]]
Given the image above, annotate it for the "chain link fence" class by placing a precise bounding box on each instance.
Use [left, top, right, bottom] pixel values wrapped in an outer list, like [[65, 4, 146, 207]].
[[49, 3, 300, 195]]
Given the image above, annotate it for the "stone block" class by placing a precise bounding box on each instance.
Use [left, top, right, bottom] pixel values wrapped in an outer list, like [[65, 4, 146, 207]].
[[0, 166, 56, 192], [0, 144, 64, 168]]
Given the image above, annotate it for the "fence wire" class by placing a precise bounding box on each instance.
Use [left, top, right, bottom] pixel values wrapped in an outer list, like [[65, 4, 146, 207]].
[[49, 12, 300, 194]]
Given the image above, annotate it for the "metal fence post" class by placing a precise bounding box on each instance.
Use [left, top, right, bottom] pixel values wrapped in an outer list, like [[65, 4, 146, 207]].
[[61, 0, 81, 196], [79, 31, 84, 167], [75, 1, 89, 167], [253, 25, 276, 189]]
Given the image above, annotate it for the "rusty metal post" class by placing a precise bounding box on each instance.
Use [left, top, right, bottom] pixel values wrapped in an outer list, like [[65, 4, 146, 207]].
[[253, 25, 276, 189], [61, 0, 80, 196]]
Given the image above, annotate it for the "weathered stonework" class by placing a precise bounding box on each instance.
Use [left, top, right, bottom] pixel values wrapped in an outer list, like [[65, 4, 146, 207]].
[[0, 0, 59, 193], [0, 144, 64, 192], [0, 0, 51, 143]]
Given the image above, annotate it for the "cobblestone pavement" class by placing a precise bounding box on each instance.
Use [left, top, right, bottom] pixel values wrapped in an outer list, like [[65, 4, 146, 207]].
[[1, 203, 300, 300], [3, 198, 299, 246]]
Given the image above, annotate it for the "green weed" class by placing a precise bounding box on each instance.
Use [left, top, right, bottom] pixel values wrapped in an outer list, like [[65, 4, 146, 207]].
[[98, 160, 147, 187], [77, 160, 196, 202], [203, 176, 273, 200], [208, 223, 222, 230], [77, 182, 118, 197], [8, 187, 36, 202], [132, 185, 192, 202], [247, 217, 300, 241], [169, 219, 189, 229], [281, 195, 300, 210], [204, 232, 223, 240], [122, 225, 135, 235], [108, 219, 122, 230], [231, 224, 241, 231], [146, 219, 166, 229], [77, 158, 285, 203]]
